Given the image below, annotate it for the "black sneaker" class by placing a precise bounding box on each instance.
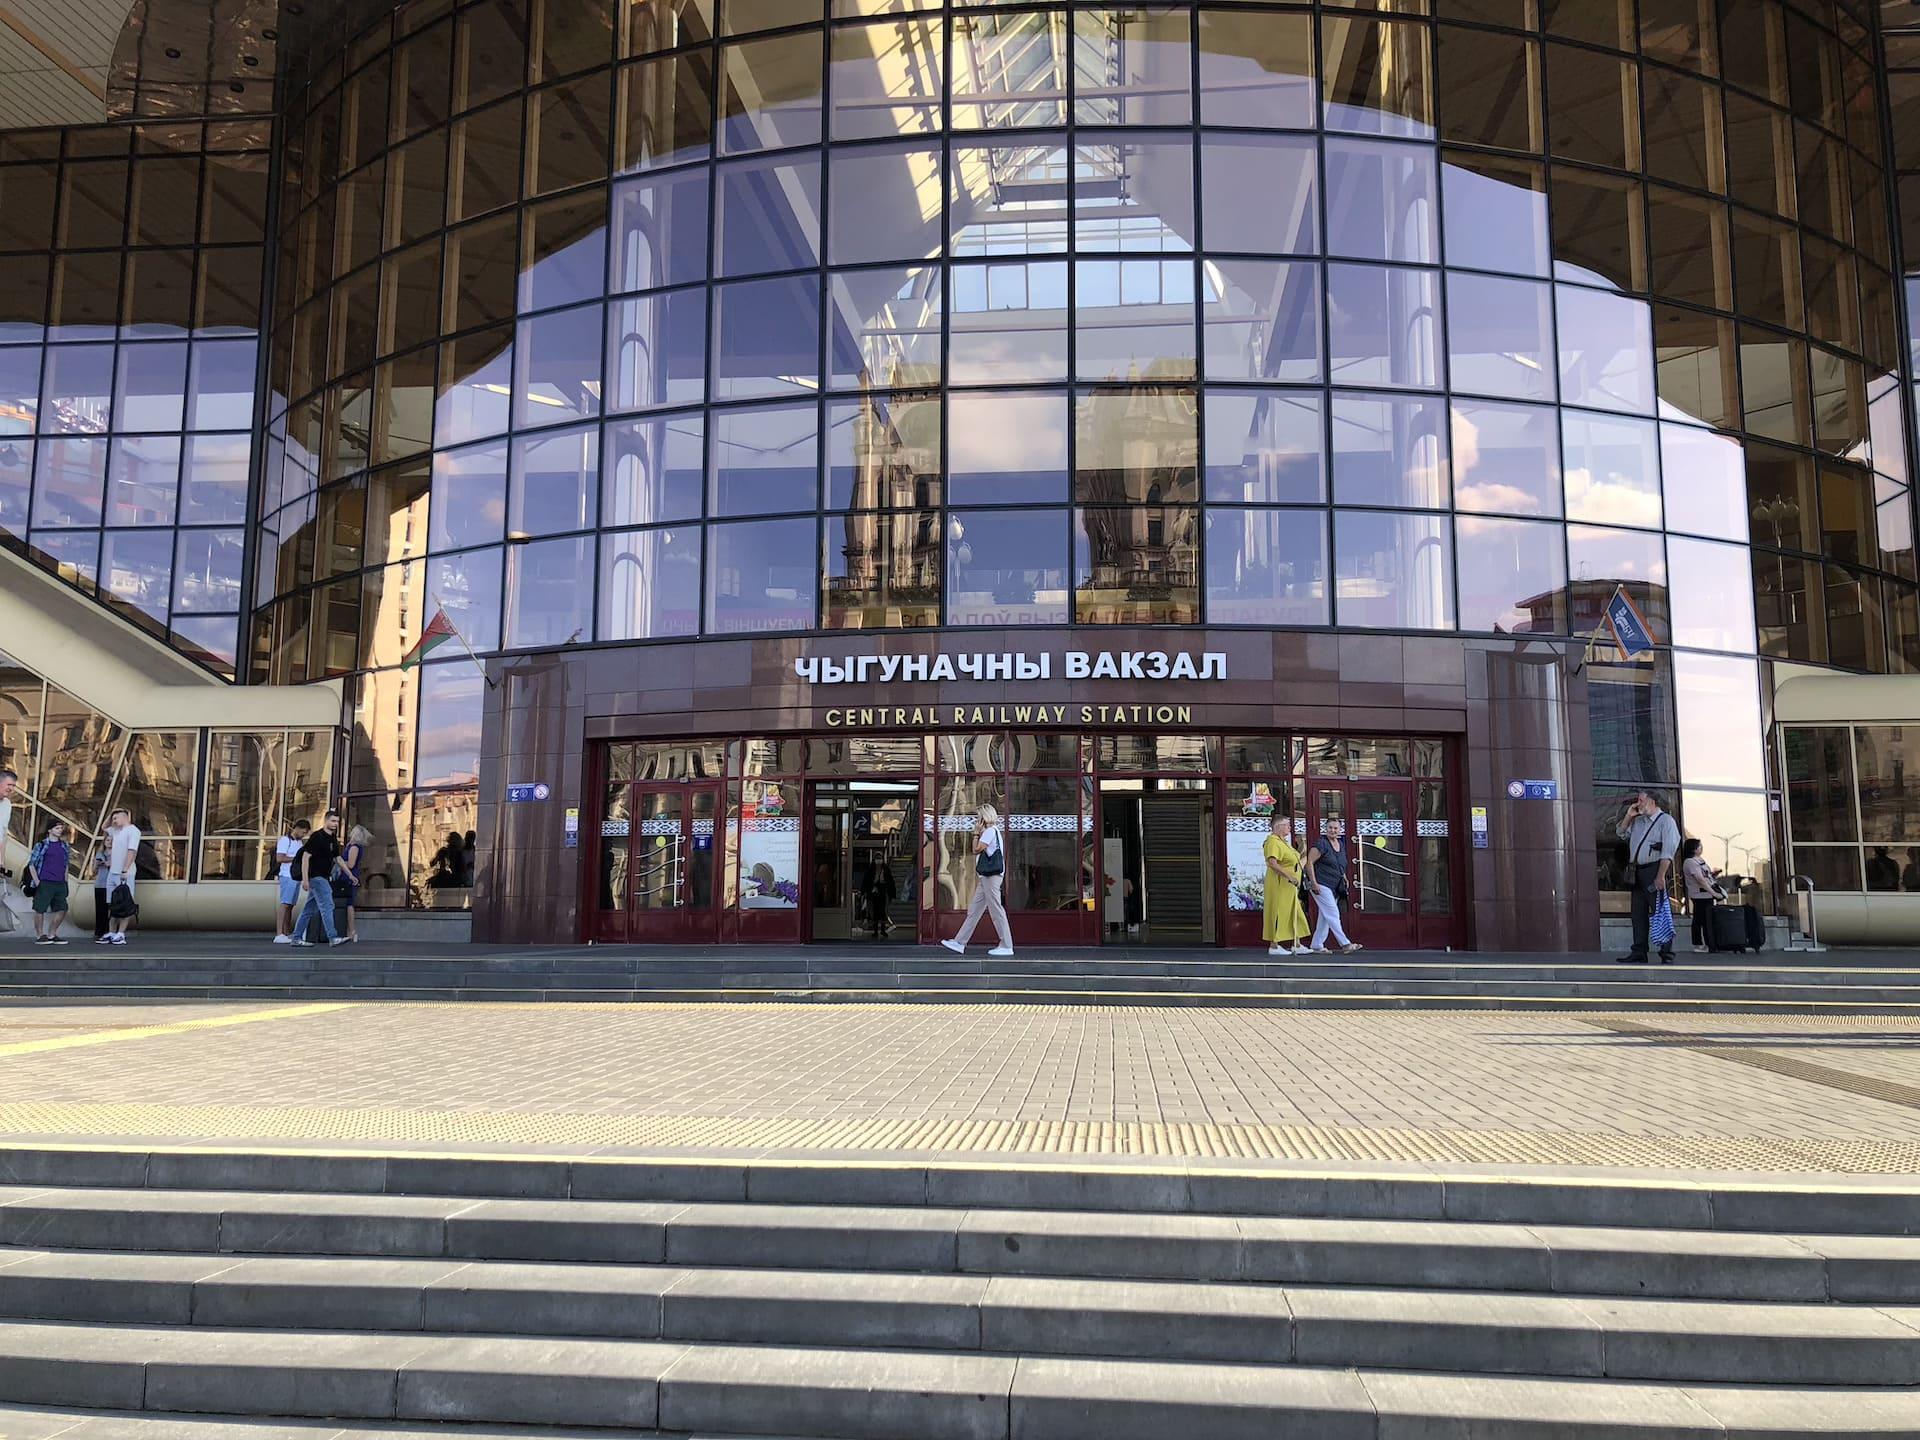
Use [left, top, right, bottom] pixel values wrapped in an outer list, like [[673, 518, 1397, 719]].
[[48, 936, 67, 945], [33, 935, 51, 945], [1614, 955, 1649, 964]]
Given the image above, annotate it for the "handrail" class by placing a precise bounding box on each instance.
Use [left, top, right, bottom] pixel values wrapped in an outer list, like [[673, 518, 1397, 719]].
[[1785, 875, 1826, 953]]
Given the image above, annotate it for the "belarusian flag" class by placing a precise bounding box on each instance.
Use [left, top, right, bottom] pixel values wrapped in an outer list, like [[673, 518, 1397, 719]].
[[400, 608, 459, 669]]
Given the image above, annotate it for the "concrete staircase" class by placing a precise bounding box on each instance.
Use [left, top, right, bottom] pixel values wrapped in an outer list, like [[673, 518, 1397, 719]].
[[0, 1147, 1914, 1434], [6, 946, 1920, 1012]]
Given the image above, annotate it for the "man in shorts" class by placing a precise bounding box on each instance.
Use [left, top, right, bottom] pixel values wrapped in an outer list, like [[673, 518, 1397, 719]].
[[274, 820, 311, 944], [99, 809, 141, 946], [28, 820, 70, 945]]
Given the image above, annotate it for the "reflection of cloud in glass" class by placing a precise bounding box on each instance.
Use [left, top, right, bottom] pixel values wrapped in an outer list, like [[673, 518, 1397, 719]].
[[1563, 467, 1663, 530]]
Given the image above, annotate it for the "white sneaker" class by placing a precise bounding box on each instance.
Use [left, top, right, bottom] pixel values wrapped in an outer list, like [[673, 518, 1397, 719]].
[[988, 946, 1014, 957], [273, 934, 293, 945], [329, 937, 351, 946], [109, 934, 127, 945], [1267, 945, 1286, 956], [940, 939, 964, 954], [1341, 942, 1363, 954]]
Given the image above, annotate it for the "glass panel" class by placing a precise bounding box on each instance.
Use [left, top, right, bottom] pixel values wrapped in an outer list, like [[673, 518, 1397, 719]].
[[1551, 168, 1644, 292], [515, 303, 604, 428], [826, 392, 940, 510], [112, 732, 196, 840], [720, 30, 825, 153], [1074, 505, 1199, 624], [1556, 286, 1653, 416], [823, 509, 940, 628], [948, 260, 1069, 383], [936, 775, 1006, 913], [1204, 258, 1320, 385], [1653, 304, 1738, 432], [32, 437, 108, 527], [947, 390, 1068, 504], [946, 507, 1071, 627], [1005, 774, 1083, 911], [1455, 515, 1566, 634], [1660, 424, 1746, 541], [606, 290, 707, 412], [828, 144, 943, 266], [709, 401, 817, 515], [1782, 726, 1856, 843], [1681, 789, 1771, 904], [828, 266, 941, 390], [1323, 137, 1436, 264], [449, 98, 524, 222], [1562, 410, 1660, 529], [1326, 263, 1442, 390], [1334, 509, 1455, 630], [1196, 8, 1314, 129], [1201, 134, 1316, 255], [1203, 507, 1329, 626], [610, 170, 711, 293], [633, 789, 686, 909], [617, 49, 714, 173], [1451, 400, 1561, 517], [1417, 778, 1450, 917], [424, 547, 503, 653], [1073, 8, 1192, 125], [599, 525, 701, 639], [1446, 274, 1554, 403], [1203, 390, 1323, 504], [1567, 522, 1669, 638], [1074, 258, 1197, 381], [114, 343, 189, 433], [1437, 25, 1540, 151], [1673, 651, 1763, 790], [524, 72, 612, 197], [1350, 787, 1409, 917], [1330, 392, 1449, 509], [713, 274, 820, 399], [1074, 387, 1196, 504], [41, 346, 113, 433], [100, 531, 174, 627], [1739, 327, 1809, 447], [521, 189, 609, 313], [511, 424, 598, 536], [1321, 13, 1432, 139], [1857, 727, 1920, 849], [105, 438, 181, 527], [951, 10, 1067, 130], [205, 731, 285, 836], [436, 326, 515, 445], [715, 153, 823, 277], [505, 533, 593, 647], [1441, 150, 1549, 277], [1546, 43, 1637, 168], [831, 15, 943, 138], [430, 440, 509, 552], [1667, 534, 1756, 653], [707, 516, 817, 632]]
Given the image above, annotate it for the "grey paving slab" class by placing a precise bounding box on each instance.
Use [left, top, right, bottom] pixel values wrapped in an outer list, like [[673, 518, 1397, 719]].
[[982, 1274, 1292, 1363], [1236, 1217, 1554, 1290], [1528, 1225, 1831, 1301], [141, 1328, 433, 1419], [667, 1203, 965, 1272], [1683, 1383, 1920, 1436], [192, 1257, 467, 1330], [421, 1260, 682, 1339], [662, 1268, 988, 1350], [1574, 1295, 1920, 1385], [394, 1335, 680, 1428], [957, 1209, 1244, 1281], [444, 1199, 678, 1264], [1290, 1287, 1605, 1378]]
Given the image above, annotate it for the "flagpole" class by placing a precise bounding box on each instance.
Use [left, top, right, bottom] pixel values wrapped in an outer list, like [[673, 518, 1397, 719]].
[[426, 590, 499, 690]]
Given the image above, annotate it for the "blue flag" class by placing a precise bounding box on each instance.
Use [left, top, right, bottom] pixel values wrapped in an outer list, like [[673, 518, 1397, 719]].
[[1603, 587, 1656, 657]]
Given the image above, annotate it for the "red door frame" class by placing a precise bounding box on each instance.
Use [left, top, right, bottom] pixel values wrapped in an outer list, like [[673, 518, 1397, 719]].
[[1305, 779, 1420, 950]]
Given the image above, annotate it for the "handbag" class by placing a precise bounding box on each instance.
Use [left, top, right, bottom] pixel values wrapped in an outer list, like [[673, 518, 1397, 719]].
[[330, 872, 355, 901], [975, 829, 1005, 878], [1649, 892, 1676, 948]]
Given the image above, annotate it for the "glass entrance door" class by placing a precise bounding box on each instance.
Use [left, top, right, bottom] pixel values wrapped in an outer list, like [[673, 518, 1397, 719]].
[[810, 781, 919, 942], [1307, 782, 1417, 949], [601, 782, 720, 943], [1098, 782, 1217, 945]]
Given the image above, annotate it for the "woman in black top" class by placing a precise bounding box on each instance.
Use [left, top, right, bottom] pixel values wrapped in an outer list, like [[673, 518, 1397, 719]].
[[1304, 819, 1363, 954]]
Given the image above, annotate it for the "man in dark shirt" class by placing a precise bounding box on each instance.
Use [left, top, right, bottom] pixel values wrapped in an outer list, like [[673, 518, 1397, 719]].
[[292, 809, 348, 946]]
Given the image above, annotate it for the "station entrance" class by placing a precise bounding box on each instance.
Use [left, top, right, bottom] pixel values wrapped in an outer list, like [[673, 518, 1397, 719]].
[[585, 732, 1464, 949]]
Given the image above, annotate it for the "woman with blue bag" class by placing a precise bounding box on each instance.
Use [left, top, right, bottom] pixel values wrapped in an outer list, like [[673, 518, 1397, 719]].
[[941, 803, 1015, 957]]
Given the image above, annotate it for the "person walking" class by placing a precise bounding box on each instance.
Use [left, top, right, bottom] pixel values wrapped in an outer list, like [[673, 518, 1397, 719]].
[[1615, 791, 1680, 964], [291, 809, 351, 947], [27, 820, 70, 945], [1262, 816, 1311, 956], [100, 809, 141, 946], [340, 824, 370, 942], [864, 855, 898, 939], [273, 819, 310, 944], [941, 803, 1014, 956], [1305, 817, 1363, 954], [1680, 837, 1725, 954]]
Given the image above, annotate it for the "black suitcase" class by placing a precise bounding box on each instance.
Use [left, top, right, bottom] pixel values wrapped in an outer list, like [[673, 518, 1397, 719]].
[[1707, 903, 1762, 954]]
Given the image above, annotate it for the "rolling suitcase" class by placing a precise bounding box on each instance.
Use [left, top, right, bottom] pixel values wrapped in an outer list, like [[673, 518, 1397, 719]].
[[1707, 903, 1763, 954]]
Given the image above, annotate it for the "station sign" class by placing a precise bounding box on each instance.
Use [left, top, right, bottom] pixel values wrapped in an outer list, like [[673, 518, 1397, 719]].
[[797, 648, 1229, 686]]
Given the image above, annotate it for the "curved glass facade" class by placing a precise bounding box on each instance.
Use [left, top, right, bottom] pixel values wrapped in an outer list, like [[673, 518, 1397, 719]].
[[234, 0, 1918, 916]]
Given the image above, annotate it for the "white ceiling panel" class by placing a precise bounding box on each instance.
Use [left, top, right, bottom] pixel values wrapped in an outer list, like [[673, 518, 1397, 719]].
[[0, 0, 122, 130]]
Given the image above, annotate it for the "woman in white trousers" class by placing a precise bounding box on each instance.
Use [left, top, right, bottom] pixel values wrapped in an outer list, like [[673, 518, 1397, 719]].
[[1305, 819, 1363, 954], [942, 804, 1014, 956]]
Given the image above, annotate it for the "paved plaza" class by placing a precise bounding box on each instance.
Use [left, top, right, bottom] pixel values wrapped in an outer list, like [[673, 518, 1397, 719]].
[[5, 995, 1920, 1176]]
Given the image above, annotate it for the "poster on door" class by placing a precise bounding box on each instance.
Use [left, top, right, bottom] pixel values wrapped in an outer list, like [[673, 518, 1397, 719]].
[[1225, 783, 1280, 912], [739, 787, 800, 908]]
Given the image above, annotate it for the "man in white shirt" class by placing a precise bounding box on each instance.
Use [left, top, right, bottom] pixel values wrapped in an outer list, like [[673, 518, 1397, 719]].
[[101, 809, 141, 946], [274, 820, 311, 944], [1615, 792, 1681, 965], [0, 768, 15, 874]]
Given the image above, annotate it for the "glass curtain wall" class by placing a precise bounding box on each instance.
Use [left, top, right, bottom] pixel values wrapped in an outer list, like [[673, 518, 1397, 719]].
[[0, 119, 271, 678], [255, 0, 1913, 910]]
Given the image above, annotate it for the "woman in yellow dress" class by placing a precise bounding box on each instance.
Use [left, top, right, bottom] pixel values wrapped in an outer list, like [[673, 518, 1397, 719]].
[[1262, 816, 1311, 955]]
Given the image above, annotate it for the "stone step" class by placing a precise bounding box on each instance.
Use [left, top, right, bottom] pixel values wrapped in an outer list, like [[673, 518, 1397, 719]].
[[0, 1321, 1913, 1437], [0, 1248, 1912, 1384], [7, 1147, 1919, 1236], [3, 1188, 1918, 1301], [3, 983, 1920, 1013]]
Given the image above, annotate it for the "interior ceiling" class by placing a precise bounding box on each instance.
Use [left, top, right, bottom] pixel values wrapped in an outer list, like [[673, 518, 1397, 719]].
[[0, 0, 120, 128]]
